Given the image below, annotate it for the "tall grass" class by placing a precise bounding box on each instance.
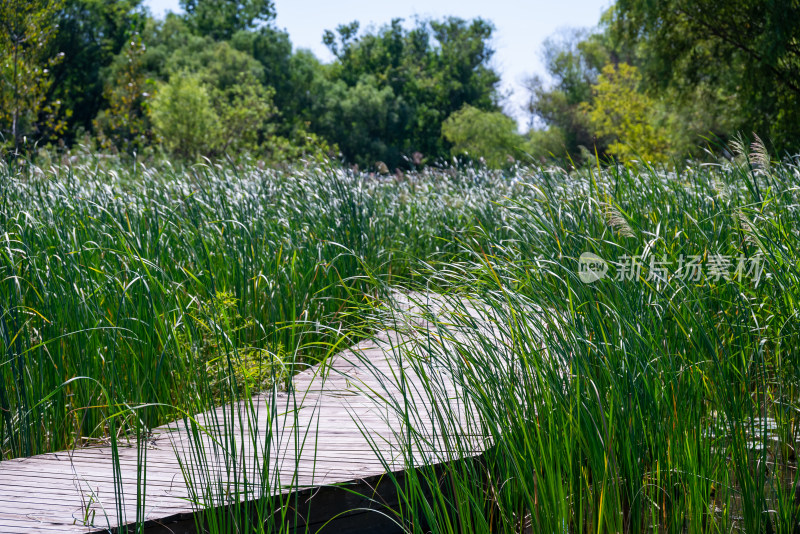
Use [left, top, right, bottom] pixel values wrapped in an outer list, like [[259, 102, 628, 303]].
[[0, 157, 511, 459], [2, 151, 799, 533], [354, 155, 800, 533]]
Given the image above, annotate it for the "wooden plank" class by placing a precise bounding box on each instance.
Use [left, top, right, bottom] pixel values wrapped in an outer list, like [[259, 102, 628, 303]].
[[0, 292, 498, 533]]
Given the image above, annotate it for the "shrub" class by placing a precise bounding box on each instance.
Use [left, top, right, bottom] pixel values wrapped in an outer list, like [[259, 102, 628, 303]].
[[583, 63, 672, 163], [442, 104, 521, 168], [148, 71, 220, 160]]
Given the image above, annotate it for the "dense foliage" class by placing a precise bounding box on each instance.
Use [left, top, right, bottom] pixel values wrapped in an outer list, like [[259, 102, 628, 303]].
[[527, 1, 800, 162], [612, 0, 800, 152], [2, 1, 799, 531], [377, 147, 800, 533], [2, 0, 798, 167], [0, 1, 502, 168]]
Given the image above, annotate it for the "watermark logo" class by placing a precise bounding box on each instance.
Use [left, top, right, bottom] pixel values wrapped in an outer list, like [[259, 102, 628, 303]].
[[578, 252, 609, 283], [578, 252, 764, 285]]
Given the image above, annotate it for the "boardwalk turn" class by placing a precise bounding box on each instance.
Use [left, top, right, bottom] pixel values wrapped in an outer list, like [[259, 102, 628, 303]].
[[0, 292, 500, 533]]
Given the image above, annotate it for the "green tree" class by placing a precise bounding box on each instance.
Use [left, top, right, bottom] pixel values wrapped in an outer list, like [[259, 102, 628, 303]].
[[148, 72, 220, 159], [0, 0, 66, 151], [165, 39, 276, 155], [442, 104, 520, 168], [50, 0, 144, 141], [584, 63, 671, 163], [212, 75, 275, 156], [93, 33, 154, 154], [280, 50, 328, 130], [611, 0, 800, 151], [165, 38, 266, 94], [311, 76, 406, 169], [180, 0, 275, 40], [522, 126, 570, 163], [230, 28, 292, 114], [523, 28, 612, 161], [316, 17, 501, 169], [147, 37, 276, 160]]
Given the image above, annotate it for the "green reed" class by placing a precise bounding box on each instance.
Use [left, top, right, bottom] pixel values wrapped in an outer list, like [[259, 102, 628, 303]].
[[0, 157, 511, 460], [352, 155, 800, 533], [3, 150, 799, 533]]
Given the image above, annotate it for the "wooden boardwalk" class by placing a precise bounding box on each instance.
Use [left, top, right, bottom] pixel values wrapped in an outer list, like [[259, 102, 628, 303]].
[[0, 293, 499, 533]]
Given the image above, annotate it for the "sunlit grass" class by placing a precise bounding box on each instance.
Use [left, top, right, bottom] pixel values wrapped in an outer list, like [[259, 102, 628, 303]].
[[1, 152, 799, 532], [0, 157, 512, 459], [355, 156, 800, 533]]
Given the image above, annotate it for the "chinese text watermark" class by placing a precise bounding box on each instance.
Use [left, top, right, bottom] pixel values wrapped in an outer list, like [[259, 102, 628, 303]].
[[579, 252, 764, 285]]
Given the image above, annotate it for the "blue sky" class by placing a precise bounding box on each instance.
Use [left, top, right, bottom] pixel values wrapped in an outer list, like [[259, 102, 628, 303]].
[[143, 0, 610, 127]]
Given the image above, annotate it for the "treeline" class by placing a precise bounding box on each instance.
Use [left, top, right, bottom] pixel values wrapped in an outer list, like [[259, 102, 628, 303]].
[[525, 0, 800, 164], [1, 0, 799, 168], [0, 0, 500, 169]]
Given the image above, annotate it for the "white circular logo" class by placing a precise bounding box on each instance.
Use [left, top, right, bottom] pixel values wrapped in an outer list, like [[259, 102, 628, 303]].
[[578, 252, 608, 283]]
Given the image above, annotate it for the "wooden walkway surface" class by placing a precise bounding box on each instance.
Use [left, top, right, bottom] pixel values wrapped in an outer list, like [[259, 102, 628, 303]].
[[0, 292, 499, 533]]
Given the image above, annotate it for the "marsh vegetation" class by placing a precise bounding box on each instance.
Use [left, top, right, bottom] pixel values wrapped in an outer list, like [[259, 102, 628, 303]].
[[2, 145, 799, 532]]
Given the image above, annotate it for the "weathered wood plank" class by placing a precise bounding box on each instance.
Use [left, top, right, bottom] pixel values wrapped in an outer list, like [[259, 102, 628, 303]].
[[0, 292, 497, 533]]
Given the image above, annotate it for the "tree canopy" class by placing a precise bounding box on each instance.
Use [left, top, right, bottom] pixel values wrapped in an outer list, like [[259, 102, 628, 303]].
[[180, 0, 274, 40], [316, 17, 501, 168], [2, 0, 799, 166], [610, 0, 800, 152], [0, 0, 66, 150]]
